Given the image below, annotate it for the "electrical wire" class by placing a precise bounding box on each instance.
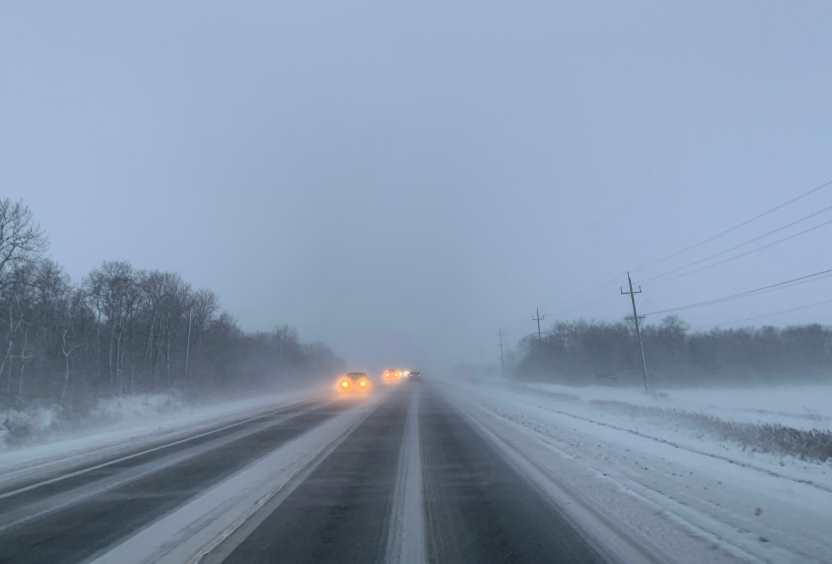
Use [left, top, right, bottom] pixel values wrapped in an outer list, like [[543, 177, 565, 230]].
[[645, 203, 832, 282], [662, 217, 832, 281], [632, 177, 832, 273], [643, 267, 832, 317], [712, 297, 832, 327]]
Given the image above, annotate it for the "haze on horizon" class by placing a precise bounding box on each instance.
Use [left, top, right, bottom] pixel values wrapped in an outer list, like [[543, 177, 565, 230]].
[[4, 1, 832, 370]]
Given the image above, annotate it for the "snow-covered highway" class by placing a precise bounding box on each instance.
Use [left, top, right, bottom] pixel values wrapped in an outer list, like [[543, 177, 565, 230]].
[[1, 379, 829, 563]]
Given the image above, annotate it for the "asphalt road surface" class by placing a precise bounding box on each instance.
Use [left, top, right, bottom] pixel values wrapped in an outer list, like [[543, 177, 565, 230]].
[[215, 389, 409, 564], [0, 385, 607, 564], [0, 401, 347, 564], [419, 391, 603, 564]]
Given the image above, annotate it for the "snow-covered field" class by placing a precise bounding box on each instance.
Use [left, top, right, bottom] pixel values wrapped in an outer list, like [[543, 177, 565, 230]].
[[445, 378, 832, 563], [524, 382, 832, 431]]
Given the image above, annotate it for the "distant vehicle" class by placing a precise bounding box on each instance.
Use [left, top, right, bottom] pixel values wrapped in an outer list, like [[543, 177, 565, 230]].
[[336, 372, 373, 395], [408, 370, 422, 381], [382, 368, 403, 384]]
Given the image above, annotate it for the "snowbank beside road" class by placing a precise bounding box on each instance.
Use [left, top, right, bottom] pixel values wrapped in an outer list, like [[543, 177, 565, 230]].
[[513, 381, 832, 465], [460, 379, 832, 479], [0, 387, 326, 490], [0, 405, 63, 449], [0, 393, 187, 451], [525, 382, 832, 430], [89, 393, 185, 422], [443, 379, 832, 564]]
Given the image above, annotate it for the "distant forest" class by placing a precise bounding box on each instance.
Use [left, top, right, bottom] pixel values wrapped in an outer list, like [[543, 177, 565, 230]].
[[514, 316, 832, 387], [0, 198, 342, 411]]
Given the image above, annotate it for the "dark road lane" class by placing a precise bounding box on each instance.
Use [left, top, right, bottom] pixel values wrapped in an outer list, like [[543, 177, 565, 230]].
[[419, 389, 605, 564], [0, 401, 349, 564], [216, 390, 408, 564]]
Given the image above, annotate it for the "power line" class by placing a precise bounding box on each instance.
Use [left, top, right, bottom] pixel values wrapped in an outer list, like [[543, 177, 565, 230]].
[[646, 270, 832, 317], [661, 217, 832, 281], [633, 177, 832, 273], [643, 267, 832, 317], [645, 203, 832, 282], [712, 297, 832, 327]]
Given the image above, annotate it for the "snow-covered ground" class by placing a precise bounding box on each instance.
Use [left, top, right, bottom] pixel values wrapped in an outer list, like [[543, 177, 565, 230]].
[[0, 386, 327, 490], [524, 382, 832, 430], [444, 378, 832, 564]]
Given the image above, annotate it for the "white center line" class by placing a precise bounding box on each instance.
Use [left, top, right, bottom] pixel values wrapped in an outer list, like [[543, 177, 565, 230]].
[[385, 387, 426, 564]]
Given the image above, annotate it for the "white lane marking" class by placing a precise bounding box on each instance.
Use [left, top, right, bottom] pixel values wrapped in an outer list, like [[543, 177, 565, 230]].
[[385, 388, 427, 564], [192, 398, 384, 564], [88, 398, 381, 564]]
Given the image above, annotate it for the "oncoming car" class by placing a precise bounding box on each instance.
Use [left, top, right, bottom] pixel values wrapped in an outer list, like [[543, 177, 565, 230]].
[[335, 372, 373, 396]]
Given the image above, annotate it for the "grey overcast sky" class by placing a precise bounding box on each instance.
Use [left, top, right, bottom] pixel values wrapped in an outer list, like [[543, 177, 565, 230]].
[[3, 1, 832, 369]]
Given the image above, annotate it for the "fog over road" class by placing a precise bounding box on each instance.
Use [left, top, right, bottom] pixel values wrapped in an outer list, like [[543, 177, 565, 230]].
[[0, 383, 606, 564]]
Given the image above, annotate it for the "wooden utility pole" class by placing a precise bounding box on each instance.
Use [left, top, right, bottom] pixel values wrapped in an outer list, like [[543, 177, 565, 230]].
[[532, 307, 545, 341], [621, 272, 649, 393], [184, 307, 193, 382], [498, 329, 505, 377]]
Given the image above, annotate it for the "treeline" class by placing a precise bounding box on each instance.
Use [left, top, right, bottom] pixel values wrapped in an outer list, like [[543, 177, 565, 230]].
[[0, 199, 342, 411], [514, 316, 832, 387]]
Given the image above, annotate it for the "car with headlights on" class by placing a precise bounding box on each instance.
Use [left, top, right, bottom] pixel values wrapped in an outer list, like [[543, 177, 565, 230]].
[[336, 372, 373, 396], [381, 368, 403, 385]]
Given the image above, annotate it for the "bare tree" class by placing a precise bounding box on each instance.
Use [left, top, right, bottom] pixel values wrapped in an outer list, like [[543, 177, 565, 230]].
[[0, 302, 22, 394], [0, 200, 45, 396], [0, 262, 36, 395], [1, 199, 343, 409], [17, 325, 33, 396], [0, 199, 47, 292], [60, 329, 82, 404]]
